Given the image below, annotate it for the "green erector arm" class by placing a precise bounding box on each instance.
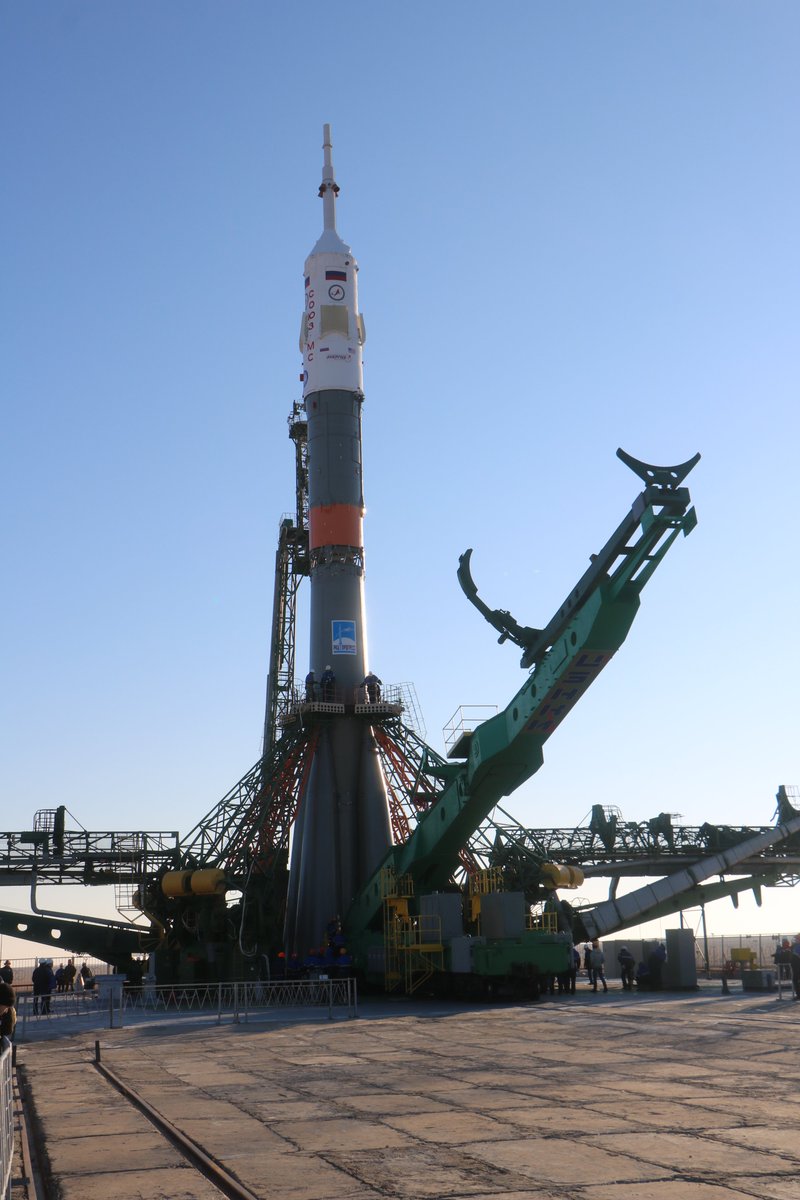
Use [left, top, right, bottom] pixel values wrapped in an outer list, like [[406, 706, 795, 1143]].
[[345, 449, 700, 939]]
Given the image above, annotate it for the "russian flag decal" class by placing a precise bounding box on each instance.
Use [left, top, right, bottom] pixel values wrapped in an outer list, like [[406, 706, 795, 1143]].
[[326, 270, 347, 281]]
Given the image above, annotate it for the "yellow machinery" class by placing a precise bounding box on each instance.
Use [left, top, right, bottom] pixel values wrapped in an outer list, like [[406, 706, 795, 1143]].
[[381, 867, 444, 994]]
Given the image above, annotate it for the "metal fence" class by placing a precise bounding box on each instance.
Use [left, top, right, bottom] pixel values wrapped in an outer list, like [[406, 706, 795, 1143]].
[[697, 934, 793, 971], [17, 977, 358, 1041], [1, 1037, 12, 1200]]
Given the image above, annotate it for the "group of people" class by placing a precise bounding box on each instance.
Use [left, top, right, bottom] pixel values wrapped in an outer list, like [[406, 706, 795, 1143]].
[[31, 958, 95, 1014], [773, 933, 800, 998], [278, 916, 354, 979], [544, 940, 667, 996], [626, 942, 667, 990], [0, 957, 100, 1032], [55, 959, 77, 992], [305, 666, 338, 702], [304, 668, 382, 704]]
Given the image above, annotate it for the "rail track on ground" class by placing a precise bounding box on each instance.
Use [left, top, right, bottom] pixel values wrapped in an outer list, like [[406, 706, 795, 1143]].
[[15, 1044, 263, 1200]]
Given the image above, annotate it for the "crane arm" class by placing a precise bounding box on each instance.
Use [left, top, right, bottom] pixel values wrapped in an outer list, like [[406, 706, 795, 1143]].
[[345, 450, 699, 939]]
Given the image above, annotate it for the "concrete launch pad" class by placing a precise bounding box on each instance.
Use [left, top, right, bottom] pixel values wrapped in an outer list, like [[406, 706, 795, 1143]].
[[17, 988, 800, 1199]]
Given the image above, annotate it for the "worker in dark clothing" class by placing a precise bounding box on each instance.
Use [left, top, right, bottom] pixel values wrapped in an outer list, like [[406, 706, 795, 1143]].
[[773, 939, 792, 989], [635, 961, 650, 989], [31, 959, 55, 1015], [320, 666, 336, 702], [583, 942, 594, 988], [125, 958, 144, 991], [647, 942, 667, 989], [618, 946, 636, 991], [568, 945, 580, 994], [334, 947, 353, 977], [0, 982, 16, 1042], [304, 670, 316, 701], [363, 672, 382, 702], [0, 961, 13, 986], [590, 939, 608, 993], [791, 933, 800, 1000], [557, 946, 579, 996]]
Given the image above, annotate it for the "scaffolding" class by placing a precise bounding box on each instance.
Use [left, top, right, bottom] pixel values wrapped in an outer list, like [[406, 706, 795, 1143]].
[[380, 867, 444, 994]]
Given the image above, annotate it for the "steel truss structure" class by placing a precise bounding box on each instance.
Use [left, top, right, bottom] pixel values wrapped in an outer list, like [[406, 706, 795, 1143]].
[[262, 402, 310, 759], [0, 818, 179, 886], [470, 802, 800, 882], [180, 724, 320, 882]]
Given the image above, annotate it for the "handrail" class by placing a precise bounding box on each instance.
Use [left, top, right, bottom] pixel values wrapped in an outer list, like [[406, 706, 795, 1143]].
[[16, 978, 358, 1041], [1, 1036, 12, 1200]]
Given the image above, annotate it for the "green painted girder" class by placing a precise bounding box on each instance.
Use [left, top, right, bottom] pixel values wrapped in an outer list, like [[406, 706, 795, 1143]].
[[346, 454, 699, 941]]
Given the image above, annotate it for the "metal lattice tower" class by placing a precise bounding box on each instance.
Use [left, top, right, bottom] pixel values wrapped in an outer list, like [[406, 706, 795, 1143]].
[[262, 402, 310, 760]]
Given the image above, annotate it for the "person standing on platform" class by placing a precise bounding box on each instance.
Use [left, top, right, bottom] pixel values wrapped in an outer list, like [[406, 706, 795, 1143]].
[[320, 666, 336, 702], [0, 960, 13, 986]]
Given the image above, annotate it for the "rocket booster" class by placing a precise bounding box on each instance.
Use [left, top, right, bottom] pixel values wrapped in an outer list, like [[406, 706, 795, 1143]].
[[284, 127, 391, 955]]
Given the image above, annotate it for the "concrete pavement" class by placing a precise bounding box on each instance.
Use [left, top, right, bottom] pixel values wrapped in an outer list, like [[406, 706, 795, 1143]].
[[16, 987, 800, 1199]]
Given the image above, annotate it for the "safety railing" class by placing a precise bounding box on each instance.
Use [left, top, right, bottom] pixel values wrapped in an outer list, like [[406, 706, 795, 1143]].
[[122, 978, 358, 1022], [528, 909, 559, 933], [1, 1036, 12, 1200], [443, 706, 498, 755], [287, 682, 405, 709], [16, 977, 358, 1041]]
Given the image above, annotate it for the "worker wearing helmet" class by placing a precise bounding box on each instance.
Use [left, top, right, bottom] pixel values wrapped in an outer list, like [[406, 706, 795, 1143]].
[[320, 665, 336, 702]]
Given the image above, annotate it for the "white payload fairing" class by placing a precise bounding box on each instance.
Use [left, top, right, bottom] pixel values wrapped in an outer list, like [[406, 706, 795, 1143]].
[[283, 126, 392, 956], [299, 126, 366, 397]]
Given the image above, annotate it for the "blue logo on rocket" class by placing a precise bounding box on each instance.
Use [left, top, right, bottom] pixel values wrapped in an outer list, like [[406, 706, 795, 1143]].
[[332, 620, 357, 655]]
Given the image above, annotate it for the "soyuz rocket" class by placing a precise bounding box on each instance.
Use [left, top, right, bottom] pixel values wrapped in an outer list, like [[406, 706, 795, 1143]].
[[283, 126, 392, 955]]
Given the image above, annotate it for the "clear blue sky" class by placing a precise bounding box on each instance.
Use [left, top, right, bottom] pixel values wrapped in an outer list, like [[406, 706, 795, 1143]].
[[2, 2, 799, 960]]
